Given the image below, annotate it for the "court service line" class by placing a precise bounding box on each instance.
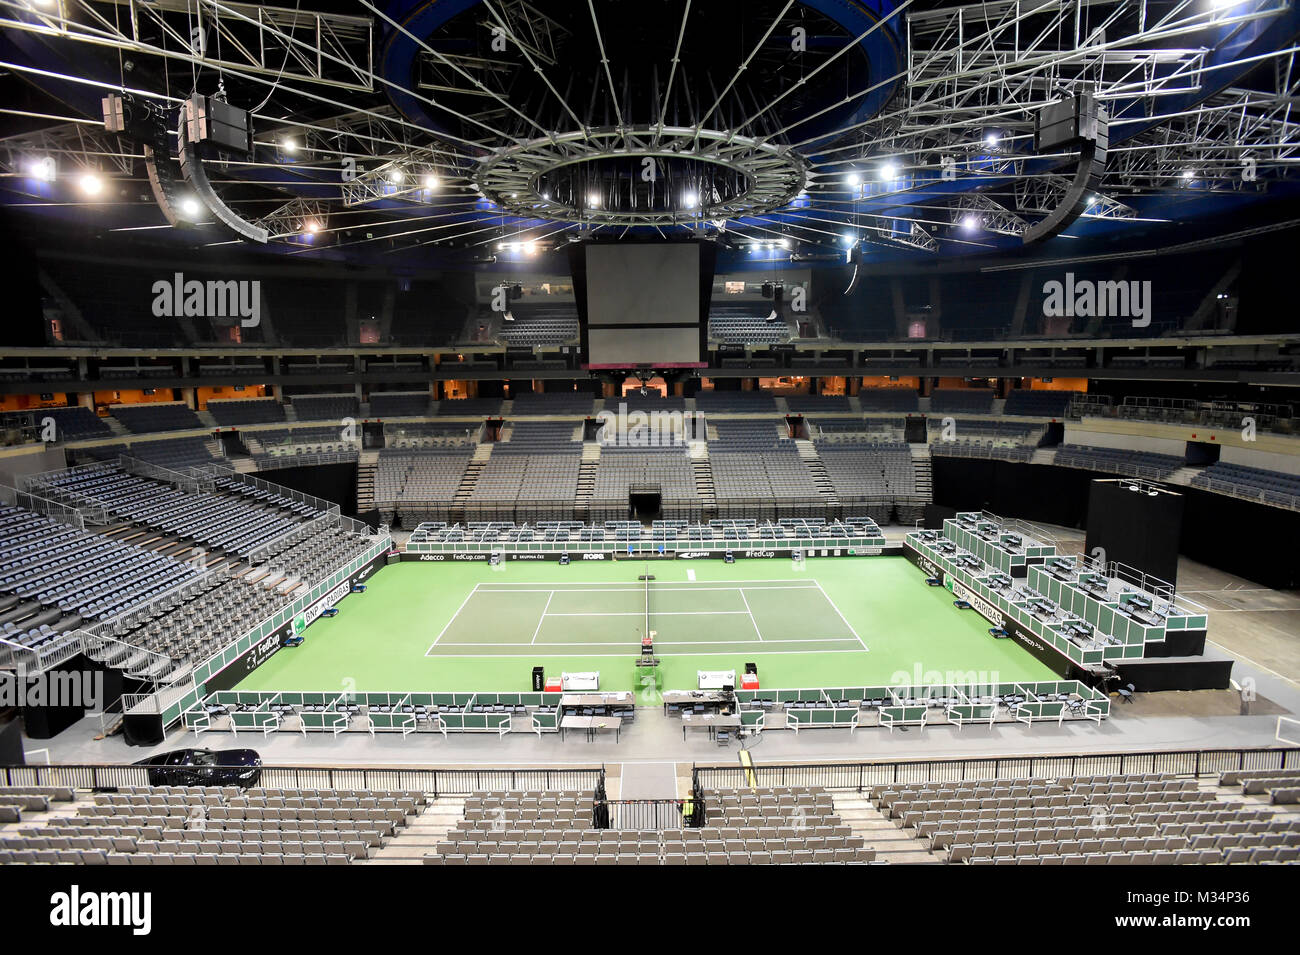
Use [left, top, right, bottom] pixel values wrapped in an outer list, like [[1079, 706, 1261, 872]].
[[813, 579, 869, 652], [425, 583, 481, 655], [543, 610, 753, 617], [426, 649, 871, 658], [529, 591, 556, 645], [737, 587, 765, 643], [434, 638, 862, 647]]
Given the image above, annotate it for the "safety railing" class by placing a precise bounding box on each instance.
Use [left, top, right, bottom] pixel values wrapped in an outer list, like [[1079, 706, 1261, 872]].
[[0, 764, 604, 796], [694, 748, 1300, 792]]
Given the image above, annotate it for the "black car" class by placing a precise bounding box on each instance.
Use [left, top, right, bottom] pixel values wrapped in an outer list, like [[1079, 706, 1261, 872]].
[[133, 748, 262, 788]]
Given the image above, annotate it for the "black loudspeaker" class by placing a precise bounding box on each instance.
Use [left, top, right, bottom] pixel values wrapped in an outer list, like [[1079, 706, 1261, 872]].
[[1085, 479, 1184, 585], [0, 718, 24, 765], [761, 283, 773, 299], [904, 416, 928, 443], [531, 667, 545, 692]]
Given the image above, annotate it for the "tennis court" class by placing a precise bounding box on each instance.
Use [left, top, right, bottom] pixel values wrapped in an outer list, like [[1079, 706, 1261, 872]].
[[234, 556, 1059, 698], [427, 578, 865, 657]]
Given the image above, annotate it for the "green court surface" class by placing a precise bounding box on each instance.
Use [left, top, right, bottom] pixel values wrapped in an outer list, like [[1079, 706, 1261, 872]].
[[234, 556, 1058, 700]]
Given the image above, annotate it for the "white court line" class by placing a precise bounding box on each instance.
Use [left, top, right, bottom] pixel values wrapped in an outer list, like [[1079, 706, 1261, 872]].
[[687, 569, 696, 582], [529, 591, 555, 645], [543, 610, 752, 617], [436, 637, 861, 647], [475, 579, 822, 587], [737, 587, 764, 643], [426, 649, 870, 658], [813, 578, 869, 652], [474, 585, 820, 593], [424, 583, 481, 656]]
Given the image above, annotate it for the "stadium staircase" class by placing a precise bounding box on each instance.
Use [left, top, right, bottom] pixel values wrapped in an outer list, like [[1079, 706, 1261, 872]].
[[356, 450, 379, 511], [196, 409, 218, 429], [362, 797, 464, 865], [283, 405, 299, 422], [104, 415, 129, 436], [1030, 447, 1057, 466], [828, 792, 945, 863], [910, 444, 933, 501], [575, 442, 600, 521], [1166, 465, 1205, 487], [689, 439, 716, 515], [848, 395, 863, 413], [796, 439, 837, 505], [451, 444, 492, 521]]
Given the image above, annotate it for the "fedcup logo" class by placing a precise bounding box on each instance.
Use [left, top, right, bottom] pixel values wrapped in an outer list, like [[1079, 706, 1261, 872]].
[[151, 272, 261, 328], [594, 403, 707, 447], [1042, 272, 1152, 328]]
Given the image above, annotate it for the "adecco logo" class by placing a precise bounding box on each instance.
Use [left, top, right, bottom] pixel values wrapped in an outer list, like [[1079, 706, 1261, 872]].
[[745, 550, 776, 558], [418, 555, 445, 561], [581, 553, 606, 561]]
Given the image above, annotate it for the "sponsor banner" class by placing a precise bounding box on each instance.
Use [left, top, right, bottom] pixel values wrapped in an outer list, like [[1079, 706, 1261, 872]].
[[904, 542, 944, 584], [1005, 619, 1074, 679], [295, 579, 352, 636], [399, 546, 894, 562], [951, 581, 1006, 628]]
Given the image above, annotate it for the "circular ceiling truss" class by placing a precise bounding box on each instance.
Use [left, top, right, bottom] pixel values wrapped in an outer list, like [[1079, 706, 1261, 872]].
[[0, 0, 1296, 261], [476, 126, 809, 229]]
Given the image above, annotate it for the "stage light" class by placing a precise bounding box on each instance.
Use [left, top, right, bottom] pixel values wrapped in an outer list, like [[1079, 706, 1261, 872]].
[[281, 138, 296, 154], [27, 156, 55, 181], [841, 232, 856, 246], [880, 162, 899, 181], [523, 240, 537, 255], [78, 173, 103, 197], [587, 193, 600, 207], [541, 192, 550, 201], [303, 219, 320, 234], [778, 239, 789, 249], [984, 132, 999, 147], [423, 174, 438, 191], [960, 214, 978, 232], [683, 192, 698, 208], [179, 197, 201, 218], [846, 172, 861, 187], [1181, 169, 1195, 180], [388, 168, 404, 184]]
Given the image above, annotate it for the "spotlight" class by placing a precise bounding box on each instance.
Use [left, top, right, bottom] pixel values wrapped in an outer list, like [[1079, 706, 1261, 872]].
[[523, 240, 537, 255], [841, 232, 856, 246], [846, 172, 861, 187], [27, 156, 55, 181], [587, 193, 600, 208], [1182, 169, 1195, 180], [683, 192, 698, 208], [960, 214, 978, 232], [78, 173, 103, 197], [388, 168, 404, 184], [303, 219, 320, 234], [778, 239, 789, 249], [984, 132, 999, 147], [541, 192, 550, 201], [281, 138, 297, 154], [179, 197, 201, 218], [423, 174, 439, 190], [880, 162, 899, 181]]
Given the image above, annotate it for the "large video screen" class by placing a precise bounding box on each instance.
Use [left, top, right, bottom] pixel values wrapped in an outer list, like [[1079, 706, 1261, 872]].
[[584, 243, 702, 366]]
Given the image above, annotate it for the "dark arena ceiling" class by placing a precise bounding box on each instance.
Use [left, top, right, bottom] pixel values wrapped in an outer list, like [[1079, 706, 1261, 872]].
[[0, 0, 1298, 270]]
